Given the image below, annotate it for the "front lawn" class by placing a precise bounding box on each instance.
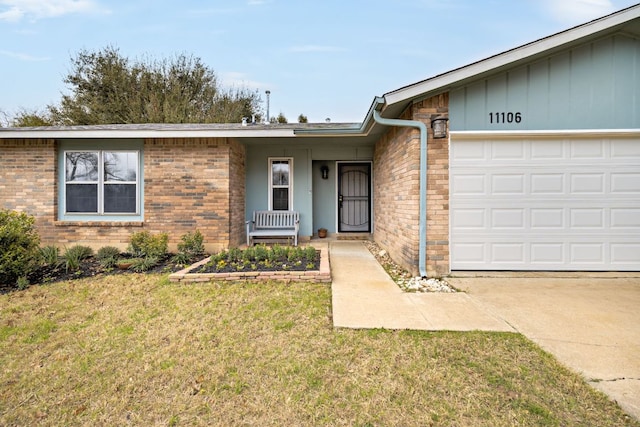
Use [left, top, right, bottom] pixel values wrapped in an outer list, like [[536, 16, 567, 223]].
[[1, 275, 637, 426]]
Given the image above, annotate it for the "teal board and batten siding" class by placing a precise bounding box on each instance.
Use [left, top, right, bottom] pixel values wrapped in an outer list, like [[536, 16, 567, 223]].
[[245, 145, 373, 237], [450, 34, 640, 131]]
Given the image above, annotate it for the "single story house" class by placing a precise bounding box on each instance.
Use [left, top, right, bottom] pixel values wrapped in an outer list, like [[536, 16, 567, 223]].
[[2, 5, 639, 276]]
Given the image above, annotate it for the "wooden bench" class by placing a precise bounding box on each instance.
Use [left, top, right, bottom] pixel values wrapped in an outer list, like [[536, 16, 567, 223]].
[[246, 210, 300, 246]]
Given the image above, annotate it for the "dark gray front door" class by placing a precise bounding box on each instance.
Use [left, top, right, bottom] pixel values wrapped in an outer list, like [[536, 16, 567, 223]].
[[338, 163, 371, 232]]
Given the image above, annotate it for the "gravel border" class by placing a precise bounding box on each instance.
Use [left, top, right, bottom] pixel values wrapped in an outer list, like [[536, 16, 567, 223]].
[[363, 241, 457, 293]]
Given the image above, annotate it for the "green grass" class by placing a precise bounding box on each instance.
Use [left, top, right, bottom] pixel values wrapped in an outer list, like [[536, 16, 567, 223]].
[[0, 274, 637, 426]]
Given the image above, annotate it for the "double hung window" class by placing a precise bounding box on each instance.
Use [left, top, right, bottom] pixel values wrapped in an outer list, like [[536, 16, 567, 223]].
[[269, 158, 292, 211], [64, 150, 139, 215]]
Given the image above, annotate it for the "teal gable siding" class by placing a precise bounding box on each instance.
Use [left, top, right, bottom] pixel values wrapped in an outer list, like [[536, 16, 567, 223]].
[[450, 34, 640, 131]]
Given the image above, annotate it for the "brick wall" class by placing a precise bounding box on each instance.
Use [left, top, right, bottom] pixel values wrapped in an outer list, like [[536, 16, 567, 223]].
[[228, 138, 246, 247], [141, 137, 240, 252], [373, 92, 449, 277], [0, 139, 57, 243], [373, 125, 421, 275], [1, 137, 245, 253]]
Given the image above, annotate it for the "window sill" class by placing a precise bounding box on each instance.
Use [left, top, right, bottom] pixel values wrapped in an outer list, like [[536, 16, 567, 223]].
[[54, 221, 144, 227]]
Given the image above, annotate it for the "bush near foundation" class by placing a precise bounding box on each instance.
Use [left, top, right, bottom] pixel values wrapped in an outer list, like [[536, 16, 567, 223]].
[[128, 231, 169, 258], [0, 210, 41, 285]]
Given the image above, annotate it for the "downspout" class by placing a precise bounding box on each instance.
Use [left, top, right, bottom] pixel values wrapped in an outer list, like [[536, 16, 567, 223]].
[[372, 102, 429, 278]]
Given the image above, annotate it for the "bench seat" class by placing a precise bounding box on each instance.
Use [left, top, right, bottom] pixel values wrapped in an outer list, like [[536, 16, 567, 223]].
[[246, 210, 300, 246]]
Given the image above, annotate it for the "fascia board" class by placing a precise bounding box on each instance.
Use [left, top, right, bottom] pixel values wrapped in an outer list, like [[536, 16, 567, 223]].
[[0, 128, 296, 139]]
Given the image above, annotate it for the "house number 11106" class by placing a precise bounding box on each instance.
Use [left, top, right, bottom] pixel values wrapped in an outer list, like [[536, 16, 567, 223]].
[[489, 112, 522, 123]]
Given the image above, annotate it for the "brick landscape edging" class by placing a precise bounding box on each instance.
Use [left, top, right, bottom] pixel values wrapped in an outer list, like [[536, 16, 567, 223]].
[[168, 246, 331, 283]]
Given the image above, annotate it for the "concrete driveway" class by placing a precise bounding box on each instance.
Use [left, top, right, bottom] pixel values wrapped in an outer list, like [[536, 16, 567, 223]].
[[448, 275, 640, 420]]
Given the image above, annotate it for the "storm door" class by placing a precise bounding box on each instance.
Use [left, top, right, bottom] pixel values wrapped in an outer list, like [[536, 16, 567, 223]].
[[338, 163, 371, 232]]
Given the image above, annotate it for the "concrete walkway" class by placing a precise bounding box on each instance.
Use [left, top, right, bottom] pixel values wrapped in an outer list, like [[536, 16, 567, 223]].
[[330, 241, 513, 332], [329, 240, 640, 420]]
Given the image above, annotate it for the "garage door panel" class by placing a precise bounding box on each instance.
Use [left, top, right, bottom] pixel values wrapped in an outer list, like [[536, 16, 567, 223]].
[[531, 173, 564, 193], [492, 243, 525, 263], [570, 139, 605, 158], [570, 243, 605, 263], [570, 173, 605, 193], [491, 209, 525, 228], [570, 208, 605, 228], [531, 208, 564, 228], [531, 140, 564, 158], [611, 208, 640, 228], [610, 139, 640, 158], [531, 243, 564, 264], [611, 244, 640, 263], [451, 174, 485, 194], [452, 208, 486, 228], [611, 173, 640, 193], [491, 140, 525, 159], [492, 174, 525, 194], [450, 137, 640, 271]]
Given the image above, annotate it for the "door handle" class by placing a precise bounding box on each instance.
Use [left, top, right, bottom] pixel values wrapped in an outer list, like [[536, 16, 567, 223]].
[[338, 194, 343, 208]]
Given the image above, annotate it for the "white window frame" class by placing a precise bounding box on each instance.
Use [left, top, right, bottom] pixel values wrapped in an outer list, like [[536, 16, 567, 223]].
[[63, 149, 140, 216], [268, 157, 293, 211]]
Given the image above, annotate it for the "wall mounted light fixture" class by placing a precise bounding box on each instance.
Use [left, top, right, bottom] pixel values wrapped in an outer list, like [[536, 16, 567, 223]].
[[431, 117, 449, 139], [321, 165, 329, 179]]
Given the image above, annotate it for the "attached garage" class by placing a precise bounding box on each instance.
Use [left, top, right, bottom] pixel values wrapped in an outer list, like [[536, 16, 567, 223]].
[[441, 8, 640, 272], [450, 135, 640, 270]]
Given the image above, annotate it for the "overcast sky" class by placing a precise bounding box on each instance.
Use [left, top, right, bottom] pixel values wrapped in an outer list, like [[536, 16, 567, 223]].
[[1, 0, 638, 123]]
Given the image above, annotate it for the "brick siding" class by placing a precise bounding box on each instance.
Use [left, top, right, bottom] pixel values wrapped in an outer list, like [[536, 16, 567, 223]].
[[373, 93, 450, 277], [0, 139, 57, 243], [1, 137, 245, 253]]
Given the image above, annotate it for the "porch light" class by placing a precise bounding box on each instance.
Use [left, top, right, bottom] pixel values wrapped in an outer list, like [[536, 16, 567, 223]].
[[321, 165, 329, 179], [431, 117, 449, 139]]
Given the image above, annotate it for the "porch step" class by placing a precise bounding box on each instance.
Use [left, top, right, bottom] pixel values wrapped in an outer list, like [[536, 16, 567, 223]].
[[336, 233, 372, 241]]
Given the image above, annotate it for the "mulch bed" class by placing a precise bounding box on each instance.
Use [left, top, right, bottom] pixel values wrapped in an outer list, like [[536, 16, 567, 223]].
[[0, 255, 199, 295], [195, 253, 320, 274], [1, 250, 321, 294]]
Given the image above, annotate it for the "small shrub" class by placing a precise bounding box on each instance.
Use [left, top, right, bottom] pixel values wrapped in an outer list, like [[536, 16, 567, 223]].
[[226, 247, 242, 263], [96, 246, 121, 268], [62, 245, 94, 272], [131, 256, 159, 272], [242, 246, 256, 262], [39, 245, 61, 268], [171, 252, 191, 266], [304, 246, 317, 260], [16, 276, 30, 290], [0, 210, 41, 285], [128, 231, 168, 258], [177, 230, 204, 258], [272, 244, 287, 259], [287, 248, 303, 263], [253, 245, 268, 262]]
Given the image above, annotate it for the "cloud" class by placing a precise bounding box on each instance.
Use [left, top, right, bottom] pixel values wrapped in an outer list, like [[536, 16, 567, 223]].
[[0, 49, 50, 61], [220, 71, 268, 90], [541, 0, 616, 24], [288, 45, 347, 53], [0, 0, 109, 22]]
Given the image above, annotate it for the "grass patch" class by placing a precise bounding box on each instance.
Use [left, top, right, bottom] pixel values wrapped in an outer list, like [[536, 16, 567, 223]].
[[0, 275, 637, 426]]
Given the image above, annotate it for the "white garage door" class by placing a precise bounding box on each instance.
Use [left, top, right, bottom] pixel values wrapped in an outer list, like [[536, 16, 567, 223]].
[[450, 136, 640, 271]]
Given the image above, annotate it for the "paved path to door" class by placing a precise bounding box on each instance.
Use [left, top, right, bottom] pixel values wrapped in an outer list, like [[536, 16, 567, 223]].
[[329, 241, 640, 420]]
